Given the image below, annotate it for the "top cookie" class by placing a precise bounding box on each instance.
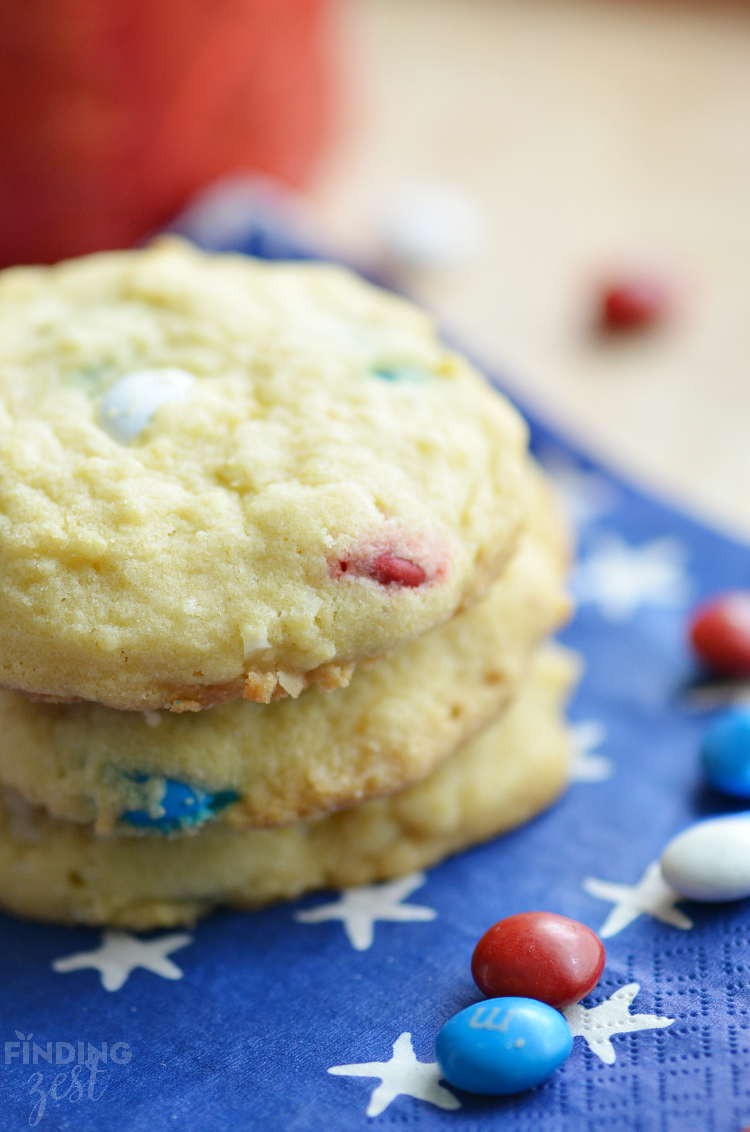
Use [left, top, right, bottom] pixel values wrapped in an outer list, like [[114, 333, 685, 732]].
[[0, 239, 528, 710]]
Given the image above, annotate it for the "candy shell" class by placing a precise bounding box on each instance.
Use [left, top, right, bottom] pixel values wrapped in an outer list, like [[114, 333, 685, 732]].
[[435, 997, 572, 1096], [98, 368, 196, 444], [370, 554, 426, 588], [690, 592, 750, 677], [701, 708, 750, 798], [660, 814, 750, 902], [471, 912, 605, 1010], [123, 777, 239, 833], [370, 365, 426, 383], [600, 277, 671, 332]]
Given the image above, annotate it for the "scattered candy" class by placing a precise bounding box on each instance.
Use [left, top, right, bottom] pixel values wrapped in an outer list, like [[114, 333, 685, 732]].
[[98, 368, 196, 444], [600, 277, 671, 333], [435, 997, 573, 1095], [660, 813, 750, 901], [376, 182, 484, 271], [123, 776, 239, 833], [700, 707, 750, 797], [690, 592, 750, 677], [471, 912, 605, 1010]]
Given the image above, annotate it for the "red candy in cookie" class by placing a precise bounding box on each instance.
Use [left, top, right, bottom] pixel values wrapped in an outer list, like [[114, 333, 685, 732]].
[[370, 553, 426, 587], [471, 912, 605, 1011], [334, 549, 428, 587], [600, 277, 671, 332], [690, 592, 750, 677]]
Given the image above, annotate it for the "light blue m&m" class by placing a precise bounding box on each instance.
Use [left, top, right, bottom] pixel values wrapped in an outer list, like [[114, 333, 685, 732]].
[[123, 776, 239, 833], [701, 707, 750, 798], [435, 997, 572, 1095], [370, 365, 427, 383]]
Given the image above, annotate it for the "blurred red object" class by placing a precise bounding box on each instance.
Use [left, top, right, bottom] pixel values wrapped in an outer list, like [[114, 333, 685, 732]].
[[690, 592, 750, 678], [0, 0, 333, 266], [600, 277, 672, 333]]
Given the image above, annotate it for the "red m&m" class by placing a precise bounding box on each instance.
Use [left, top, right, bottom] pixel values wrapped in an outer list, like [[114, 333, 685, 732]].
[[334, 551, 427, 587], [471, 912, 605, 1011], [370, 553, 426, 588], [600, 277, 671, 333], [690, 592, 750, 677]]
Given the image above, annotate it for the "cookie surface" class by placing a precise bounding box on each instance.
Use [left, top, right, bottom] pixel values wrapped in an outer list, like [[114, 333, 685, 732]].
[[0, 465, 570, 832], [0, 646, 577, 928], [0, 239, 528, 710]]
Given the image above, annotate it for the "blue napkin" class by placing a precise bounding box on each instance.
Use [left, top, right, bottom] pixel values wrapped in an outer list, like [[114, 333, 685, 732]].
[[0, 222, 748, 1132]]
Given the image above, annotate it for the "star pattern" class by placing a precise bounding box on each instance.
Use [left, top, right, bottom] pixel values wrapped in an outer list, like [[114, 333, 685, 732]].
[[564, 983, 674, 1064], [52, 930, 193, 991], [573, 535, 691, 621], [570, 720, 614, 782], [294, 872, 436, 950], [541, 452, 619, 528], [328, 1031, 460, 1116], [584, 861, 693, 938]]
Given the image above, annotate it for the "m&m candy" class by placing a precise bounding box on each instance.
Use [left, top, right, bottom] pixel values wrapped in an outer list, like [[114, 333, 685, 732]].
[[471, 912, 605, 1011], [700, 707, 750, 798], [689, 592, 750, 677], [98, 368, 196, 444], [660, 813, 750, 902], [435, 997, 573, 1095], [600, 277, 671, 333]]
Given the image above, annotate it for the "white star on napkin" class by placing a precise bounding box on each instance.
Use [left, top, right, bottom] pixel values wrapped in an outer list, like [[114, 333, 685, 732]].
[[573, 535, 691, 621], [564, 983, 674, 1064], [328, 1031, 460, 1116], [541, 453, 619, 528], [570, 720, 613, 782], [52, 930, 193, 991], [294, 872, 436, 950], [584, 861, 693, 938]]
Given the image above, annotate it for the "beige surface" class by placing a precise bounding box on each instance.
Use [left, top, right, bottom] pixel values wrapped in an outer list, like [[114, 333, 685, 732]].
[[313, 0, 750, 540], [0, 645, 576, 928]]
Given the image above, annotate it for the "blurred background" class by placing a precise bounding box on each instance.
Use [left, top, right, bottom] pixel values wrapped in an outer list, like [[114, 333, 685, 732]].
[[3, 0, 750, 538]]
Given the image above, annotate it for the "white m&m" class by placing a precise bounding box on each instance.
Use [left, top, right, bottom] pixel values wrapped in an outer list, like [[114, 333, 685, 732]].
[[98, 368, 196, 444], [660, 813, 750, 902]]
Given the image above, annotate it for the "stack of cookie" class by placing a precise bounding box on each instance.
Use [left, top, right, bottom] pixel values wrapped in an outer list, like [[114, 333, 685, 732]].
[[0, 239, 576, 929]]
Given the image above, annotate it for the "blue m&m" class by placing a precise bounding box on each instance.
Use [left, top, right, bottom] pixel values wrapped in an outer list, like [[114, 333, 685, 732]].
[[370, 365, 426, 383], [701, 707, 750, 798], [123, 776, 239, 833], [435, 997, 572, 1095]]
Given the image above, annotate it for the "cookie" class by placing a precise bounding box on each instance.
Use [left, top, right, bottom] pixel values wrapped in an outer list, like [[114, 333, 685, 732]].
[[0, 238, 528, 710], [0, 645, 577, 928], [0, 464, 570, 832]]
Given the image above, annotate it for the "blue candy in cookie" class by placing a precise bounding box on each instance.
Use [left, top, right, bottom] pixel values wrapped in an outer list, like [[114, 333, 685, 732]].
[[122, 776, 239, 833], [370, 364, 427, 382]]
